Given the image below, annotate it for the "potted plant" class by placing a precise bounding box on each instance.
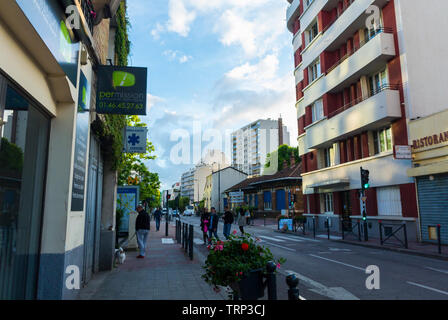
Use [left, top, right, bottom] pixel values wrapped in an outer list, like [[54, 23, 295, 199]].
[[202, 231, 285, 300]]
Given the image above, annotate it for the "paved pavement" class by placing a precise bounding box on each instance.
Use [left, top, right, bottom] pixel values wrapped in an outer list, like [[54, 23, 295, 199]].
[[77, 221, 227, 300]]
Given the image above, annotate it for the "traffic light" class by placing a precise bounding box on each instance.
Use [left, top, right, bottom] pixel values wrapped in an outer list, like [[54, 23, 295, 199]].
[[360, 167, 370, 191]]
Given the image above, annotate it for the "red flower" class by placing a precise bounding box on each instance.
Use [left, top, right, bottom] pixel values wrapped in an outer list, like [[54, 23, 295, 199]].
[[241, 243, 249, 251]]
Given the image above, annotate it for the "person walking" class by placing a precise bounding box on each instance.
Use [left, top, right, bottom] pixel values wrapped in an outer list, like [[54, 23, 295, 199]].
[[237, 206, 245, 235], [223, 206, 234, 239], [200, 210, 211, 245], [153, 207, 162, 231], [208, 207, 220, 244], [135, 205, 150, 258], [245, 208, 251, 225]]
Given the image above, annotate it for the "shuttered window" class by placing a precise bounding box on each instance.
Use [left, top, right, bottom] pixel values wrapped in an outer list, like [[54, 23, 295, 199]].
[[376, 187, 402, 216]]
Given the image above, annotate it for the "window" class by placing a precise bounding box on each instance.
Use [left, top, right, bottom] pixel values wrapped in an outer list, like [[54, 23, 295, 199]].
[[324, 146, 334, 168], [308, 58, 321, 83], [263, 191, 272, 210], [311, 99, 324, 123], [376, 187, 402, 216], [324, 193, 334, 213], [306, 21, 319, 46], [368, 69, 387, 96], [373, 127, 392, 154], [305, 0, 314, 7]]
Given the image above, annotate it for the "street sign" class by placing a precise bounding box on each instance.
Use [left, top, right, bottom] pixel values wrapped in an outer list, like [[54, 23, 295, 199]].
[[123, 126, 147, 153], [229, 191, 244, 203], [395, 145, 412, 159]]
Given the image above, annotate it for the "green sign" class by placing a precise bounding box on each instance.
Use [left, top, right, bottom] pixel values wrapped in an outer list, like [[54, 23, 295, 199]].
[[96, 66, 148, 115]]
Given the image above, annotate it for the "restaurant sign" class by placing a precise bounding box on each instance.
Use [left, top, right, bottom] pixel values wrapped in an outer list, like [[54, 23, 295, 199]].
[[96, 66, 148, 115]]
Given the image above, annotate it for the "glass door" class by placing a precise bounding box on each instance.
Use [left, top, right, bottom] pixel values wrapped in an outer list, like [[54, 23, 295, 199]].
[[0, 75, 50, 299]]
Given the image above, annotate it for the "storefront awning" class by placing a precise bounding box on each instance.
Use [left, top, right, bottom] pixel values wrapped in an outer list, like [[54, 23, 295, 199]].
[[305, 179, 350, 194], [407, 161, 448, 177]]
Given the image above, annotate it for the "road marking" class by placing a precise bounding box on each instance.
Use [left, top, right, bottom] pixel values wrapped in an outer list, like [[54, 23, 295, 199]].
[[406, 281, 448, 296], [309, 254, 365, 271], [259, 240, 296, 252], [161, 238, 174, 244], [258, 235, 286, 242], [328, 247, 352, 252], [274, 236, 304, 242], [425, 267, 448, 275], [284, 270, 359, 300], [287, 235, 321, 242]]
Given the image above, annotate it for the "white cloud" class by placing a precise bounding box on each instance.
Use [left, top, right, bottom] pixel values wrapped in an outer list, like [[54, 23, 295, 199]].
[[151, 23, 164, 40], [166, 0, 196, 37], [163, 50, 193, 64]]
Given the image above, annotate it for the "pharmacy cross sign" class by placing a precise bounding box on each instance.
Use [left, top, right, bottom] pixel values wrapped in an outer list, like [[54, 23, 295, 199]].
[[128, 133, 140, 146], [123, 127, 147, 153]]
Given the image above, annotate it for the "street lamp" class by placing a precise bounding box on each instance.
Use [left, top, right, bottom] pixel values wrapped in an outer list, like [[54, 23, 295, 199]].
[[212, 162, 221, 213]]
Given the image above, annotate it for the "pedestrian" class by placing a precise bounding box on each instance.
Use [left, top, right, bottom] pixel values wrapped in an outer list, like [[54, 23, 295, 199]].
[[245, 207, 251, 225], [153, 207, 162, 231], [208, 207, 220, 243], [135, 205, 150, 259], [237, 206, 245, 235], [200, 210, 211, 244], [223, 206, 234, 239]]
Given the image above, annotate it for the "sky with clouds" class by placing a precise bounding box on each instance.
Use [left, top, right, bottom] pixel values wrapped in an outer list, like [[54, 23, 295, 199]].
[[127, 0, 297, 190]]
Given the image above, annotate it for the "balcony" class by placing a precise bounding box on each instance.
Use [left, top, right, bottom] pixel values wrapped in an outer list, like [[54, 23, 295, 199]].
[[301, 0, 390, 70], [305, 87, 401, 149], [299, 30, 395, 110], [286, 0, 301, 32], [302, 152, 413, 194]]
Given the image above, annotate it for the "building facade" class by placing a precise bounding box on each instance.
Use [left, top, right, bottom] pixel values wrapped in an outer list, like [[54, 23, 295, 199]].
[[231, 118, 291, 177], [180, 163, 213, 204], [286, 0, 429, 239], [0, 0, 125, 299], [208, 167, 247, 213], [226, 160, 303, 218]]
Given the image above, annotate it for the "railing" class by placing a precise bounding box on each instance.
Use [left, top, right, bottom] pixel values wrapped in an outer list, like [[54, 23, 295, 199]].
[[327, 83, 401, 119], [321, 0, 356, 34], [341, 218, 362, 241], [427, 224, 443, 254], [81, 0, 96, 34], [378, 221, 408, 249], [326, 27, 394, 75]]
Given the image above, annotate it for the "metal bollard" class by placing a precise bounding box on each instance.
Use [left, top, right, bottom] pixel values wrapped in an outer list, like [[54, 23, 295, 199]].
[[437, 225, 442, 254], [327, 218, 330, 240], [403, 223, 408, 249], [379, 221, 383, 245], [189, 224, 194, 260], [185, 224, 188, 253], [165, 214, 169, 237], [357, 220, 361, 242], [313, 216, 316, 239], [266, 261, 277, 300], [286, 274, 300, 300]]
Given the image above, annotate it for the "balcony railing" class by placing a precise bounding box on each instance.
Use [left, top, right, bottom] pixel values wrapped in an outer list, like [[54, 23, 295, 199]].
[[321, 0, 356, 34], [327, 83, 401, 118], [81, 0, 96, 34], [326, 27, 394, 75]]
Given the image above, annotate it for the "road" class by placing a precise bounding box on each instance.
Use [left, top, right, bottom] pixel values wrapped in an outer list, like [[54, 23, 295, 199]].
[[178, 215, 448, 300]]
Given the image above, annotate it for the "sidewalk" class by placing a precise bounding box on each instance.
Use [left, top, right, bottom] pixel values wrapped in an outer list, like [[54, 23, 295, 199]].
[[274, 229, 448, 261], [77, 221, 227, 300]]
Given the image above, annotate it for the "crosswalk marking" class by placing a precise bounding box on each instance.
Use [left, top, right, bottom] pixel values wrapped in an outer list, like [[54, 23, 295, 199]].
[[274, 236, 304, 242], [287, 235, 321, 242], [161, 238, 174, 244], [258, 235, 286, 242]]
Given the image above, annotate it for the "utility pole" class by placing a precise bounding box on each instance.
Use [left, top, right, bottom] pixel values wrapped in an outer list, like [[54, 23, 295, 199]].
[[360, 167, 370, 241]]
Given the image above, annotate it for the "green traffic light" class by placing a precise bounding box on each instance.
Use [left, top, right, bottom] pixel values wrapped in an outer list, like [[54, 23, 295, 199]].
[[364, 183, 370, 189], [362, 216, 367, 221]]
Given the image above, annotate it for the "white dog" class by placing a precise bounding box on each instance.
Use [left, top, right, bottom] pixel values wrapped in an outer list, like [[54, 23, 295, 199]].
[[114, 247, 126, 265]]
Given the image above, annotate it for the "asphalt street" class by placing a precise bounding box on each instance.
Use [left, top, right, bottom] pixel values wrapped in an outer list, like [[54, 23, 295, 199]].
[[178, 215, 448, 300]]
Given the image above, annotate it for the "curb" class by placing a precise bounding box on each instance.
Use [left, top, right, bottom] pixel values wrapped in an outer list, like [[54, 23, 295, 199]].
[[274, 230, 448, 261]]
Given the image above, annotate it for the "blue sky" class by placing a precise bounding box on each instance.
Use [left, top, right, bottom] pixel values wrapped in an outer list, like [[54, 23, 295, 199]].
[[127, 0, 297, 190]]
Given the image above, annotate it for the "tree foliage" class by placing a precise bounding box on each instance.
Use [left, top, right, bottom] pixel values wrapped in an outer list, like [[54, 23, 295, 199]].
[[265, 145, 300, 171]]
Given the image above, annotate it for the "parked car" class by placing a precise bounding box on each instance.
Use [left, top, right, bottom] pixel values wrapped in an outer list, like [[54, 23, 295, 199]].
[[172, 209, 179, 217], [183, 205, 194, 216]]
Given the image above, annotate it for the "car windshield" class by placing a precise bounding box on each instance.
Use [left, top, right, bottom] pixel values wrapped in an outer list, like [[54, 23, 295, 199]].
[[187, 206, 193, 210]]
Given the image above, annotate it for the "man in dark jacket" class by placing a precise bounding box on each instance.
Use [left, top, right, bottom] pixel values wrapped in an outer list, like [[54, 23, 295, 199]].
[[153, 207, 162, 231], [208, 207, 220, 244], [223, 207, 234, 239], [135, 205, 150, 258]]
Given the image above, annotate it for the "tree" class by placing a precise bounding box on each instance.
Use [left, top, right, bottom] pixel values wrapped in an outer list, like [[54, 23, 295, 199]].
[[265, 145, 300, 171]]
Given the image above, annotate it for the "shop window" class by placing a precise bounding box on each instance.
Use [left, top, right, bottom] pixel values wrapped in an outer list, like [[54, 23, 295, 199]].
[[0, 78, 50, 299], [323, 193, 334, 213], [373, 127, 392, 155]]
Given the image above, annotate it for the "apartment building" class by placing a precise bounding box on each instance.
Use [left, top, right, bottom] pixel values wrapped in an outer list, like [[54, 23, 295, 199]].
[[231, 118, 290, 177], [286, 0, 431, 239], [180, 163, 213, 204]]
